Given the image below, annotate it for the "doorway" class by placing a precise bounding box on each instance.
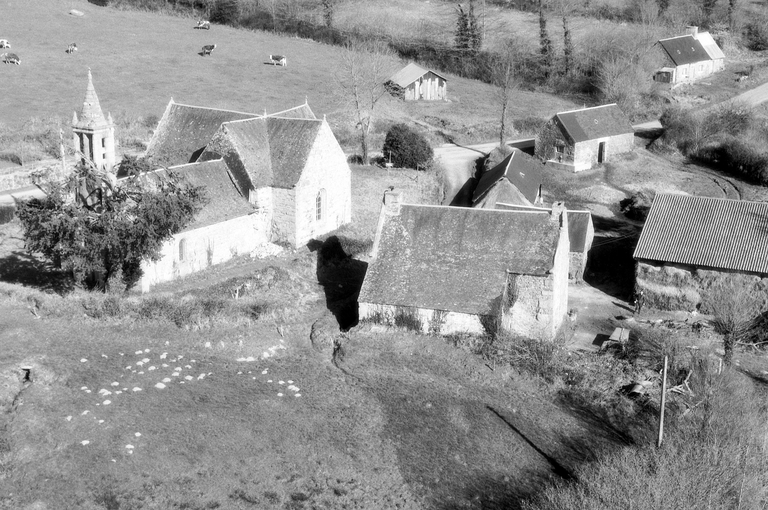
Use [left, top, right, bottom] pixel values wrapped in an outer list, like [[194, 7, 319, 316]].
[[598, 142, 606, 164]]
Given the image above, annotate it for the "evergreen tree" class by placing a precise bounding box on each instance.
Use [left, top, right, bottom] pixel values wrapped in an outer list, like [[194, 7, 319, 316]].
[[539, 0, 553, 77]]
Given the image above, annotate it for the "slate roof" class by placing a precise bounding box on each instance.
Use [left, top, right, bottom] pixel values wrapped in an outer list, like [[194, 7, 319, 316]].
[[388, 62, 447, 88], [496, 204, 593, 253], [472, 151, 543, 206], [695, 31, 725, 60], [658, 35, 709, 66], [633, 194, 768, 274], [358, 205, 561, 314], [74, 69, 111, 130], [555, 104, 634, 144], [145, 102, 259, 168], [216, 117, 323, 189], [149, 159, 253, 232], [269, 103, 317, 120]]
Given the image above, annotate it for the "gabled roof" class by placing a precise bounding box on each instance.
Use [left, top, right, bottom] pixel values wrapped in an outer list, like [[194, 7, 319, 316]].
[[658, 35, 709, 66], [496, 203, 593, 253], [388, 62, 447, 88], [695, 31, 725, 60], [213, 117, 324, 189], [554, 104, 634, 143], [145, 102, 259, 167], [633, 194, 768, 274], [472, 151, 543, 206], [358, 205, 561, 315], [149, 159, 253, 231], [269, 103, 317, 120]]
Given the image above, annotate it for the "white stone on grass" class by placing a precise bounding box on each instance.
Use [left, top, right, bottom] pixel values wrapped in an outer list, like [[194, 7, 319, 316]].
[[80, 358, 87, 363], [185, 365, 191, 369], [175, 367, 182, 371], [278, 381, 284, 385], [80, 386, 88, 390], [197, 374, 205, 380], [148, 366, 156, 371], [135, 350, 143, 355], [178, 355, 184, 359], [154, 383, 166, 389], [237, 371, 242, 375], [141, 358, 150, 364], [184, 375, 193, 381], [162, 378, 171, 383], [81, 440, 90, 446], [115, 391, 122, 395], [82, 410, 89, 415], [99, 420, 104, 424], [295, 394, 301, 397], [125, 366, 132, 370], [172, 372, 179, 377], [125, 444, 134, 449], [287, 385, 299, 392], [144, 349, 150, 353], [66, 416, 72, 421], [103, 400, 111, 405], [111, 382, 119, 387], [277, 393, 283, 397], [135, 432, 141, 437], [287, 380, 293, 384], [262, 370, 268, 374], [160, 353, 167, 359], [101, 354, 108, 358], [132, 387, 142, 392], [162, 364, 168, 368], [98, 389, 111, 396], [85, 390, 91, 393], [267, 380, 272, 383], [136, 361, 144, 367], [138, 371, 144, 375]]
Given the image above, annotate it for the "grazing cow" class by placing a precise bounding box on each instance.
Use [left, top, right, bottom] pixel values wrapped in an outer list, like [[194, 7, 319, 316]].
[[269, 54, 287, 66], [202, 44, 216, 56], [195, 20, 210, 30], [2, 53, 20, 65], [0, 40, 9, 49], [66, 43, 78, 54]]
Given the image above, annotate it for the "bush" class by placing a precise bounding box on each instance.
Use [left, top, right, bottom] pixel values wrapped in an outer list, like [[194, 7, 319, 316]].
[[210, 0, 241, 25], [619, 191, 654, 221], [382, 123, 434, 170], [745, 16, 768, 50]]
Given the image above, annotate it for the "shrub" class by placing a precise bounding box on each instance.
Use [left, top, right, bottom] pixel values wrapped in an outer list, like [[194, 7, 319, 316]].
[[619, 191, 654, 221], [210, 0, 241, 25], [382, 123, 434, 170], [745, 16, 768, 50]]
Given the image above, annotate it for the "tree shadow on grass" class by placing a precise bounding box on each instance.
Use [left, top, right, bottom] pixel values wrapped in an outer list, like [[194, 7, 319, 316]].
[[0, 250, 75, 295], [307, 236, 368, 331]]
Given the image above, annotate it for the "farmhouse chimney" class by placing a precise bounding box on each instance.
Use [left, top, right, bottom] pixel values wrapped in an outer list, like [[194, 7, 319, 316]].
[[550, 202, 567, 227], [370, 189, 404, 259], [687, 26, 698, 37]]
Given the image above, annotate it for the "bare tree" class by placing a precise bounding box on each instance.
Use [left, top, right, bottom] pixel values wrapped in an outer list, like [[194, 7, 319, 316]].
[[552, 0, 576, 76], [493, 39, 522, 148], [335, 41, 393, 164], [706, 278, 765, 365]]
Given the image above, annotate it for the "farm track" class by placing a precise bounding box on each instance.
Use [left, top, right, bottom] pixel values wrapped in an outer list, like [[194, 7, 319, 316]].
[[639, 148, 741, 200]]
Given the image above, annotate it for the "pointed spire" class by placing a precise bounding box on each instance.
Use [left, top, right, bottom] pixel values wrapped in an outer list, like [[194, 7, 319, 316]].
[[75, 68, 108, 129], [305, 95, 308, 105], [170, 97, 175, 104], [72, 111, 78, 125], [107, 112, 113, 125]]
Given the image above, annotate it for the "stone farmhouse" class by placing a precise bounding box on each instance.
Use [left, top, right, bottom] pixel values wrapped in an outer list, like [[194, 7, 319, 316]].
[[535, 104, 635, 172], [633, 194, 768, 312], [71, 72, 351, 292], [358, 191, 570, 340], [471, 151, 544, 208], [654, 26, 725, 85], [494, 204, 594, 282], [385, 62, 448, 101]]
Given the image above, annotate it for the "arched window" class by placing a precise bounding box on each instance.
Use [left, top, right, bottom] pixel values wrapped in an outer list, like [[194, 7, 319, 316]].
[[316, 189, 326, 221], [178, 239, 187, 262]]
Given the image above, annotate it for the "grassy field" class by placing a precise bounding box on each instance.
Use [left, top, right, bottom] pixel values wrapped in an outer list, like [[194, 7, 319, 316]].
[[0, 0, 582, 162]]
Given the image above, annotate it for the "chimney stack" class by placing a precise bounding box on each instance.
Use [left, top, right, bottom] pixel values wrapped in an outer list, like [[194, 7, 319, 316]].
[[383, 188, 403, 216], [550, 202, 567, 227], [687, 26, 698, 37]]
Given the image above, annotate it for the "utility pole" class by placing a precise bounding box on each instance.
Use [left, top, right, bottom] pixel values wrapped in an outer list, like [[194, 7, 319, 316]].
[[657, 355, 668, 448]]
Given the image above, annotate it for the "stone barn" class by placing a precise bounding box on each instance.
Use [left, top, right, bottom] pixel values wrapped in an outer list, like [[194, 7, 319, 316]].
[[633, 194, 768, 312], [494, 204, 594, 281], [386, 63, 447, 101], [358, 191, 570, 340], [145, 99, 351, 248], [654, 26, 725, 85], [471, 150, 544, 208], [535, 104, 634, 172]]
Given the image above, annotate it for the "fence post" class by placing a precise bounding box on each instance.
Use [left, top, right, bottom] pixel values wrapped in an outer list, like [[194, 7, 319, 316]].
[[657, 355, 668, 448]]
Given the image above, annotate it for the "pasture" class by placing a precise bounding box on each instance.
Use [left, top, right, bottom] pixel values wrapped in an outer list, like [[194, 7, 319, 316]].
[[0, 0, 582, 155]]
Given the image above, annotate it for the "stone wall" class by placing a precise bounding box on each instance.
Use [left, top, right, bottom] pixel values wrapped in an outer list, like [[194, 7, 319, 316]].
[[358, 302, 487, 335], [635, 260, 768, 313], [673, 60, 716, 84], [569, 252, 587, 281], [572, 132, 634, 172], [293, 121, 352, 246], [139, 212, 269, 292]]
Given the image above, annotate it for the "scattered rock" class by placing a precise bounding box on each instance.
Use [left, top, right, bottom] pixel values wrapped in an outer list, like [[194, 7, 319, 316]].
[[69, 9, 84, 16]]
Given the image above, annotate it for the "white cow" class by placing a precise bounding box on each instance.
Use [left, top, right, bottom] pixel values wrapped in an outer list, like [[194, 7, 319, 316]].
[[0, 40, 10, 49], [202, 44, 216, 56], [195, 20, 211, 30], [269, 54, 286, 67], [66, 43, 78, 54], [2, 53, 20, 65]]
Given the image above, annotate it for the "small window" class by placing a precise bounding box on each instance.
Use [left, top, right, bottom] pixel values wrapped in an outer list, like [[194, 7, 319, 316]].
[[316, 189, 326, 221], [178, 239, 187, 261], [101, 138, 106, 148]]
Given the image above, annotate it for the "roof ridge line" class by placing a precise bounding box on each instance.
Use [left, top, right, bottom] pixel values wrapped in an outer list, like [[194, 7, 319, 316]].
[[556, 103, 619, 116], [171, 102, 261, 117]]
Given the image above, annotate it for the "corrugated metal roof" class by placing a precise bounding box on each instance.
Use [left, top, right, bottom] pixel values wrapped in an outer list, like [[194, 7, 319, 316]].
[[472, 151, 543, 206], [358, 205, 561, 314], [633, 194, 768, 274], [388, 62, 447, 88], [658, 35, 709, 66], [555, 104, 634, 143], [495, 204, 593, 253], [695, 31, 725, 61]]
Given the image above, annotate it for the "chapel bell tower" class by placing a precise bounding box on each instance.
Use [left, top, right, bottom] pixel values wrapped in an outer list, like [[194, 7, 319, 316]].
[[72, 69, 116, 171]]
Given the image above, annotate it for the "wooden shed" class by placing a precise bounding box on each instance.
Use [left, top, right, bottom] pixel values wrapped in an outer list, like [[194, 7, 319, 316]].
[[386, 63, 447, 101]]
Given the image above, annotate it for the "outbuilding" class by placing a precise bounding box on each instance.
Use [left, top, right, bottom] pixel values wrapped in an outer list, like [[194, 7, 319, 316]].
[[385, 62, 447, 101], [358, 191, 570, 340], [633, 194, 768, 312], [471, 150, 544, 208], [535, 104, 634, 172], [654, 26, 725, 85]]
